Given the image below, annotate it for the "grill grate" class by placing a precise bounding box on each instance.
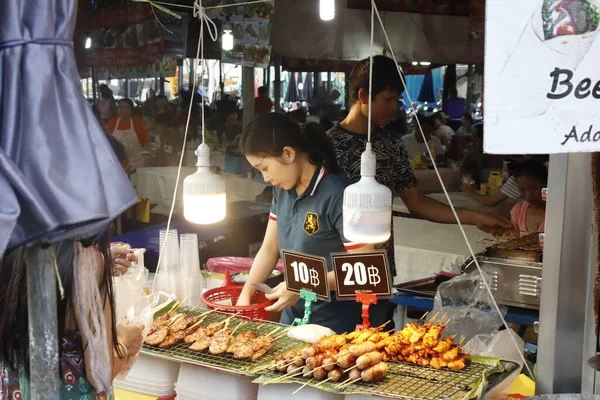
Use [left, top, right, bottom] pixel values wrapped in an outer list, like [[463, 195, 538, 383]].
[[141, 312, 303, 376], [256, 359, 511, 400]]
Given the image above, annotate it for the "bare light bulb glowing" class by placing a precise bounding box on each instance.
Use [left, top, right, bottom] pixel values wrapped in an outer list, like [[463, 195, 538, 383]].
[[320, 0, 335, 21], [222, 29, 234, 51], [85, 37, 92, 49], [297, 82, 304, 91], [183, 143, 227, 224]]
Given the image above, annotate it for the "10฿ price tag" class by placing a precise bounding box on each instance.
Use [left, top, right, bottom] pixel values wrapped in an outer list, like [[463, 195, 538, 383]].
[[282, 250, 330, 302], [331, 250, 392, 300]]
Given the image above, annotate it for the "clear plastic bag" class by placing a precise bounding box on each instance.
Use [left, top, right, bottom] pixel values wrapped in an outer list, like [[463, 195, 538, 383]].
[[465, 330, 525, 399], [112, 246, 178, 379], [431, 271, 507, 344]]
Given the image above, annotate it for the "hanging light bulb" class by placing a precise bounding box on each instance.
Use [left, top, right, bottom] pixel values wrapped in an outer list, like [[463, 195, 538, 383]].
[[183, 143, 227, 224], [343, 143, 392, 243], [342, 1, 391, 244], [320, 0, 335, 21], [85, 37, 92, 49], [222, 25, 234, 51]]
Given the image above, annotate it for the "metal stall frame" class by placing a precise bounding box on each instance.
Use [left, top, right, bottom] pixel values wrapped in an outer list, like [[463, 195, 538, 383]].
[[536, 153, 598, 394]]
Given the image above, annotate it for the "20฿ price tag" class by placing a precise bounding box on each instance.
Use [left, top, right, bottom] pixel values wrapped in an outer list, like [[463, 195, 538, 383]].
[[331, 250, 392, 300], [282, 250, 330, 302]]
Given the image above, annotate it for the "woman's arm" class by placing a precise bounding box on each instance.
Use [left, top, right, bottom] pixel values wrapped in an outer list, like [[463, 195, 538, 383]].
[[236, 219, 280, 306]]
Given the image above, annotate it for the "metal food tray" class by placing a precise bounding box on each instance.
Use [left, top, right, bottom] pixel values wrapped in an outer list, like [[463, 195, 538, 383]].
[[256, 359, 518, 400], [141, 312, 304, 376]]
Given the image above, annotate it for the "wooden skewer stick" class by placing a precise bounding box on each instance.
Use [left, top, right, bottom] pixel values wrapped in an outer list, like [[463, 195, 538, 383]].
[[314, 376, 333, 387], [458, 337, 465, 346], [338, 378, 361, 390], [376, 320, 392, 329], [264, 368, 303, 385], [428, 311, 440, 324], [231, 321, 247, 335], [167, 313, 186, 326], [343, 364, 359, 373], [418, 311, 429, 322], [265, 326, 282, 337], [439, 312, 448, 325], [166, 300, 181, 314], [335, 377, 353, 389], [292, 378, 316, 395]]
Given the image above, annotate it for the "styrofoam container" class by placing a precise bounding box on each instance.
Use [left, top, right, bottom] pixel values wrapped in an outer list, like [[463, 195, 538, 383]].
[[176, 364, 258, 400], [127, 353, 180, 385], [257, 383, 343, 400], [114, 377, 175, 398]]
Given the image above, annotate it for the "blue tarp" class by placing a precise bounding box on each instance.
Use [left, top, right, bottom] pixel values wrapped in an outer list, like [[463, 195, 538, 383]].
[[402, 67, 444, 108], [0, 0, 138, 257]]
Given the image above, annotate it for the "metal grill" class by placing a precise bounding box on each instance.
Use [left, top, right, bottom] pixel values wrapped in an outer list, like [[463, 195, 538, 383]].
[[256, 360, 517, 400], [141, 313, 303, 376]]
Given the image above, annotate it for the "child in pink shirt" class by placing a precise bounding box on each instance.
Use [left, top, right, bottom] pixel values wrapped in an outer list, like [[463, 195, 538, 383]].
[[510, 160, 547, 236]]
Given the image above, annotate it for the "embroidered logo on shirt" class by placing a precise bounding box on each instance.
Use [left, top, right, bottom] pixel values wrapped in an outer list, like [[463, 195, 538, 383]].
[[303, 212, 320, 236]]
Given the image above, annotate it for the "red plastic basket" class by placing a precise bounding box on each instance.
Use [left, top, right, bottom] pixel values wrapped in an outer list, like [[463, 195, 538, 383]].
[[201, 271, 272, 321]]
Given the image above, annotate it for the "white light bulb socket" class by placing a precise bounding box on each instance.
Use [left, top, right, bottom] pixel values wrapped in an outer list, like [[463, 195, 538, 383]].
[[360, 142, 377, 177]]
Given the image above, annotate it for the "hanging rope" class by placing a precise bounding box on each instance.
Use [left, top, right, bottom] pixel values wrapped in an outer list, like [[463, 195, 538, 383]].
[[151, 0, 217, 293]]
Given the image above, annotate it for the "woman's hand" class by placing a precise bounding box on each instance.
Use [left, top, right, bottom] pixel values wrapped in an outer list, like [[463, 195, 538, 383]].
[[264, 282, 300, 312], [474, 212, 514, 237], [110, 247, 138, 276], [116, 318, 145, 358]]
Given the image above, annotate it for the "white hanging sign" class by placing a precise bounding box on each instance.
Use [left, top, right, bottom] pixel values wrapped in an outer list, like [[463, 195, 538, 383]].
[[484, 0, 600, 154]]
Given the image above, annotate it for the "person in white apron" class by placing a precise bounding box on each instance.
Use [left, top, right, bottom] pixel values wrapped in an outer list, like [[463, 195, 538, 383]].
[[109, 99, 150, 168]]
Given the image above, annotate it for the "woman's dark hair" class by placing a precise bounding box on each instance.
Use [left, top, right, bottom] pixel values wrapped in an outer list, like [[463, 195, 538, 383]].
[[462, 113, 474, 124], [99, 84, 114, 100], [0, 238, 119, 370], [239, 113, 340, 173], [118, 98, 134, 110], [349, 55, 404, 103], [514, 160, 548, 185]]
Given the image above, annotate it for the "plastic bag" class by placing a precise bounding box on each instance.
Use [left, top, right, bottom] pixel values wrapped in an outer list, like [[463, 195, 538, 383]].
[[431, 271, 507, 344], [464, 330, 525, 399], [112, 244, 177, 379]]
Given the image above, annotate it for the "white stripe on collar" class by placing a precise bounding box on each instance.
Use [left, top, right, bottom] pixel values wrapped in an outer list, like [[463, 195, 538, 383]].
[[310, 166, 327, 196]]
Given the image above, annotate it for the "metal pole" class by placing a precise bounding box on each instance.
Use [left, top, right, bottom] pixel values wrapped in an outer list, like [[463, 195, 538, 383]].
[[219, 61, 224, 98], [274, 58, 281, 113], [91, 68, 98, 102], [465, 64, 474, 114], [536, 153, 595, 393], [242, 66, 255, 127], [159, 77, 165, 95], [26, 246, 60, 399]]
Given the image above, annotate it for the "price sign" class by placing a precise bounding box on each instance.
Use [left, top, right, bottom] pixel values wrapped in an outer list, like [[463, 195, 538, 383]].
[[331, 250, 392, 300], [282, 250, 330, 302]]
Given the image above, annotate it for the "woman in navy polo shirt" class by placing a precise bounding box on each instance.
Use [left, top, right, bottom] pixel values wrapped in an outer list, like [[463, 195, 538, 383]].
[[236, 113, 386, 333]]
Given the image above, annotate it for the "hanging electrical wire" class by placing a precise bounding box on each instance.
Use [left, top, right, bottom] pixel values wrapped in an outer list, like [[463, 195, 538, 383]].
[[369, 0, 534, 377]]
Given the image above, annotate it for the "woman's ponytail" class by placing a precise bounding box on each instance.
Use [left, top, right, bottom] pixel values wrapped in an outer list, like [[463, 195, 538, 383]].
[[301, 123, 340, 173]]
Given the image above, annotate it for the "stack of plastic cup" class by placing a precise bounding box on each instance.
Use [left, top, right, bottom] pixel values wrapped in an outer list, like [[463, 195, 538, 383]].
[[154, 229, 180, 295], [179, 233, 204, 308]]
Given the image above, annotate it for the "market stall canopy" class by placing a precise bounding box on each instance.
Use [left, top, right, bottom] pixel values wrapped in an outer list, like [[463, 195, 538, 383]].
[[271, 0, 483, 64], [0, 0, 138, 257]]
